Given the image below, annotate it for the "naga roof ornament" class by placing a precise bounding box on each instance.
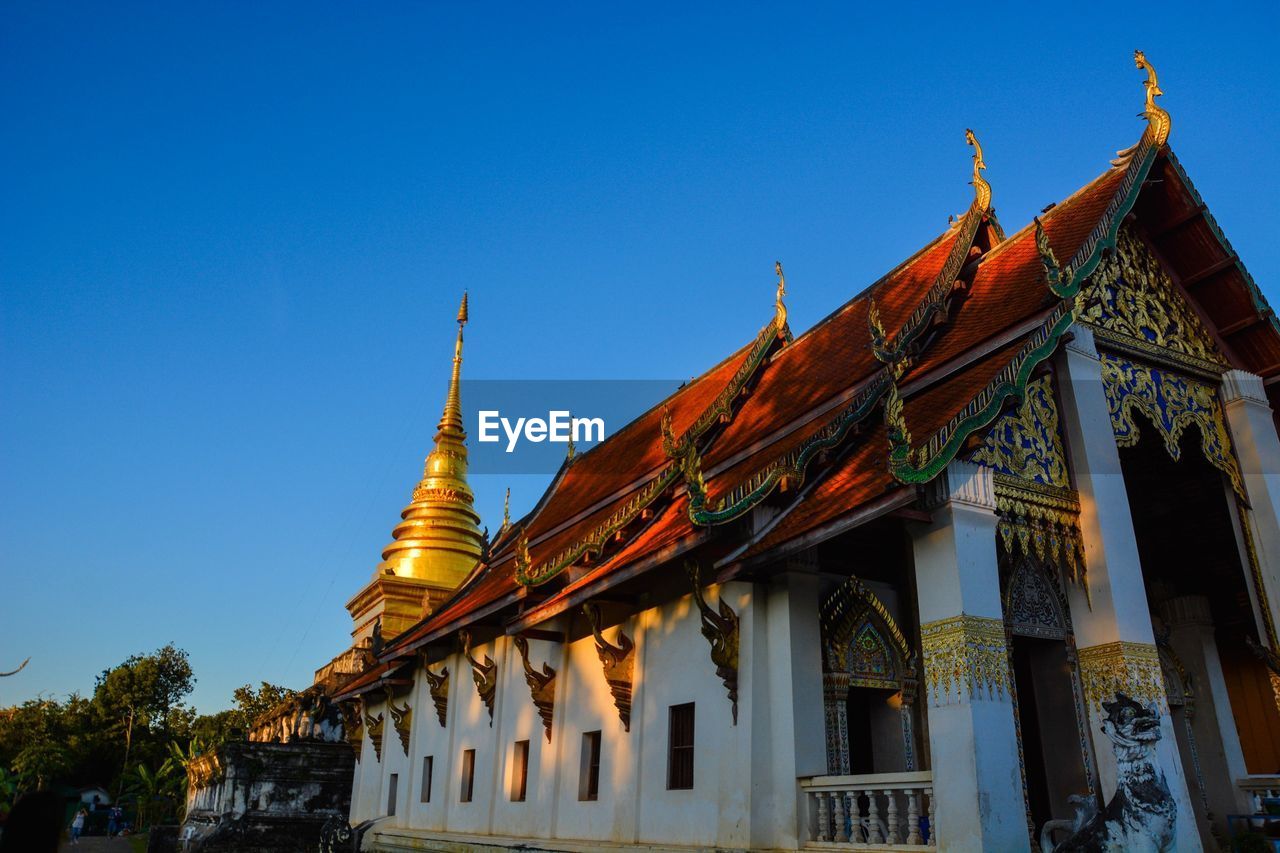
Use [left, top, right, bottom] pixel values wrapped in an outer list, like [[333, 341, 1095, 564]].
[[1134, 50, 1171, 147], [1034, 216, 1075, 299], [868, 299, 892, 364], [774, 261, 788, 333], [965, 128, 992, 212], [660, 404, 680, 458]]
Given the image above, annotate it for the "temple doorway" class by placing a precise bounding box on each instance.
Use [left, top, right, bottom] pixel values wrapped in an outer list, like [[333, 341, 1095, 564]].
[[820, 577, 922, 775], [1119, 414, 1280, 764], [1002, 555, 1094, 833], [1118, 412, 1280, 835]]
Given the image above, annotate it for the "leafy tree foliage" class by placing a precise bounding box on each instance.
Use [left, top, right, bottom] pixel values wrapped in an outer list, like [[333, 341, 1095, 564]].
[[0, 645, 296, 799]]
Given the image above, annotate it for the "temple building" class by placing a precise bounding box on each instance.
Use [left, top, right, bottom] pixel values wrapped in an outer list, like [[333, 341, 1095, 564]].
[[327, 53, 1280, 852]]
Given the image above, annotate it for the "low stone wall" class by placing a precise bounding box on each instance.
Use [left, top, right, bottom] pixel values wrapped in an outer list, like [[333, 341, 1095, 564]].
[[179, 741, 354, 852]]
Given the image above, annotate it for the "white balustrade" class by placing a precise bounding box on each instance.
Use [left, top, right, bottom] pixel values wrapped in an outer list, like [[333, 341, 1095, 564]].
[[1239, 775, 1280, 813], [801, 771, 935, 850]]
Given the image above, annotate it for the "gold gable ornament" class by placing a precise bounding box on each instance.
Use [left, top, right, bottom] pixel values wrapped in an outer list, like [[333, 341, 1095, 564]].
[[513, 635, 557, 743], [460, 629, 497, 725], [423, 662, 449, 728], [687, 561, 740, 724], [1080, 226, 1225, 369], [385, 692, 412, 757], [1100, 353, 1244, 498], [583, 602, 635, 732], [364, 711, 385, 762]]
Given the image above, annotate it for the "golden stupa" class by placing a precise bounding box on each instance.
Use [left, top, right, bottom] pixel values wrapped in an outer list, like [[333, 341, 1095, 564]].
[[345, 293, 485, 643]]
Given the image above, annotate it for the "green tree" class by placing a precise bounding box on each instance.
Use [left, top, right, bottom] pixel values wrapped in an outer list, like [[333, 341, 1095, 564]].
[[125, 759, 183, 829], [91, 644, 195, 795], [2, 698, 71, 792], [232, 682, 297, 728], [12, 741, 69, 791], [0, 766, 17, 819]]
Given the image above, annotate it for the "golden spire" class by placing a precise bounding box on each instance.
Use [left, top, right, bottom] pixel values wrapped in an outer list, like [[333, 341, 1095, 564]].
[[502, 487, 511, 531], [774, 261, 788, 331], [376, 292, 485, 589], [965, 129, 992, 211], [439, 292, 468, 438], [1134, 50, 1171, 146]]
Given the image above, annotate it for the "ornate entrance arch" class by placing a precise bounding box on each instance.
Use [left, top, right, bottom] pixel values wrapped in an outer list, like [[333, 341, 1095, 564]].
[[820, 577, 919, 774]]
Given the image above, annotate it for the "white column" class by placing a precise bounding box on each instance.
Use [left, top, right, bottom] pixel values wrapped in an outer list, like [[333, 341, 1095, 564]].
[[750, 568, 827, 849], [1054, 324, 1202, 852], [1159, 596, 1253, 824], [1219, 369, 1280, 640], [910, 460, 1030, 852]]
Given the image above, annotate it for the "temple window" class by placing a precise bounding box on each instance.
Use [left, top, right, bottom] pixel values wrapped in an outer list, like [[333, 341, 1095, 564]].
[[459, 749, 476, 803], [387, 773, 398, 817], [420, 756, 433, 803], [667, 703, 695, 790], [510, 740, 530, 802], [579, 731, 602, 801]]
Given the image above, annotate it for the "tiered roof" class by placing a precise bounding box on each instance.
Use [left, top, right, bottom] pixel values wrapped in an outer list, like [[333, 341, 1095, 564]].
[[334, 52, 1280, 699]]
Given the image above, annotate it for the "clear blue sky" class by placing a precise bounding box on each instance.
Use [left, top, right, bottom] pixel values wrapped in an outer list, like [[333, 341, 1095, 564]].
[[2, 3, 1278, 713]]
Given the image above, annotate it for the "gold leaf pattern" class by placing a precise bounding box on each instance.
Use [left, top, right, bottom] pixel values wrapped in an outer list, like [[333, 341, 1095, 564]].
[[992, 476, 1087, 591], [969, 375, 1069, 488], [1100, 353, 1244, 497], [1077, 641, 1165, 710], [1080, 225, 1224, 365], [920, 614, 1010, 704]]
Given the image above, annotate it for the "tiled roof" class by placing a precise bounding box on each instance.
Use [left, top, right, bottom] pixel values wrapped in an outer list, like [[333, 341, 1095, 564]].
[[352, 140, 1278, 675]]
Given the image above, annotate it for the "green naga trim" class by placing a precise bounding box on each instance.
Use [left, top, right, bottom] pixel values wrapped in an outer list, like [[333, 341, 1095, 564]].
[[887, 131, 1159, 485], [889, 301, 1077, 483], [680, 317, 788, 454], [1066, 138, 1158, 285], [878, 200, 985, 362], [514, 465, 682, 586], [1035, 216, 1076, 300], [687, 373, 892, 526], [516, 311, 789, 587]]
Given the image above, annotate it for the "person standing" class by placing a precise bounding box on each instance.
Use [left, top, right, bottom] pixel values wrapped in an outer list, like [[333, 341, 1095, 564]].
[[107, 804, 120, 836], [69, 807, 86, 845]]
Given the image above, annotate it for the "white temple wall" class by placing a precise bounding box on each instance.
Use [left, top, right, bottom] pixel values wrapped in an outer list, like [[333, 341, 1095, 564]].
[[359, 582, 775, 850], [549, 613, 642, 843], [351, 695, 385, 825], [441, 635, 505, 836], [404, 648, 465, 824], [487, 633, 556, 840], [633, 581, 755, 848]]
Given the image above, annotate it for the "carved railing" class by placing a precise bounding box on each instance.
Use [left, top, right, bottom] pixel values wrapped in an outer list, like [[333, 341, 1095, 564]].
[[801, 771, 935, 849], [1239, 775, 1280, 812]]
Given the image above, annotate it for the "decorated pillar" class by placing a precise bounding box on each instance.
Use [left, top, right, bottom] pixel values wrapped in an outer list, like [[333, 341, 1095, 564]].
[[1054, 323, 1202, 851], [1158, 595, 1253, 823], [910, 460, 1029, 852], [1219, 369, 1280, 645]]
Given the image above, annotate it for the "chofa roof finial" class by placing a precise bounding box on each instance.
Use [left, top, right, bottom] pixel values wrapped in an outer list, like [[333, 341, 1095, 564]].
[[1134, 50, 1171, 146], [774, 261, 788, 332], [965, 128, 992, 211]]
